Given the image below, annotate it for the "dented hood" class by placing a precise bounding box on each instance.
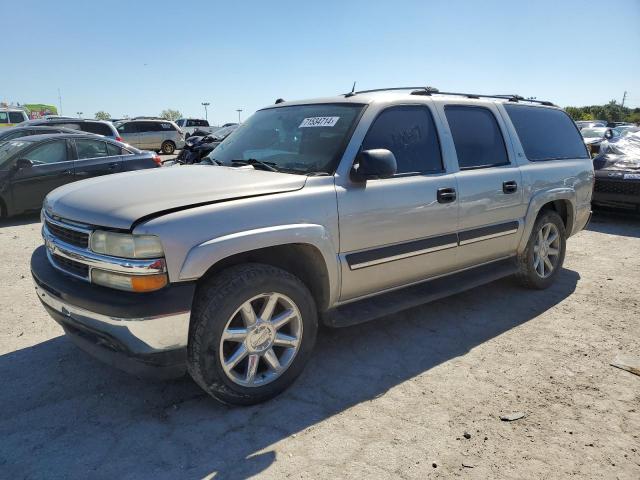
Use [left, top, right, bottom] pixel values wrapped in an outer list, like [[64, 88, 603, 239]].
[[45, 165, 307, 230]]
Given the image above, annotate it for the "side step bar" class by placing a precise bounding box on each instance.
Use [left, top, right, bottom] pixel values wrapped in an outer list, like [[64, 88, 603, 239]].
[[322, 258, 518, 328]]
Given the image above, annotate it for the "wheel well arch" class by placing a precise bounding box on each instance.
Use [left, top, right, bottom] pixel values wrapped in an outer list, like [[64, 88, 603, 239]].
[[197, 243, 331, 311], [538, 199, 574, 233]]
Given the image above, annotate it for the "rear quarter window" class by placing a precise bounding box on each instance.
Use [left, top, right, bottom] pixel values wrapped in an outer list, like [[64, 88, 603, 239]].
[[503, 105, 589, 161]]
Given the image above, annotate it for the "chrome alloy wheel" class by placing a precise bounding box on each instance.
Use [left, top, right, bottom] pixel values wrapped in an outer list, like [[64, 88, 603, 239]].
[[219, 293, 303, 387], [533, 222, 561, 278]]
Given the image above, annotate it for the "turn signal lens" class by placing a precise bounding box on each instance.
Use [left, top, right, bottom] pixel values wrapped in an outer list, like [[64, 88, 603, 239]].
[[91, 269, 168, 292]]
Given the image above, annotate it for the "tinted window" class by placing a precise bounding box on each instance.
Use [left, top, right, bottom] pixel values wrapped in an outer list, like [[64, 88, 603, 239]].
[[186, 120, 195, 127], [504, 105, 589, 161], [175, 119, 184, 127], [24, 141, 68, 164], [117, 122, 137, 134], [160, 122, 174, 131], [9, 112, 25, 123], [197, 119, 209, 127], [445, 106, 509, 169], [137, 122, 159, 132], [76, 139, 109, 159], [82, 122, 113, 136], [362, 106, 443, 174]]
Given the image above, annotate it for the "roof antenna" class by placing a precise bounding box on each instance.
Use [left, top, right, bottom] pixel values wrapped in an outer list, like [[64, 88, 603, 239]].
[[345, 81, 357, 97]]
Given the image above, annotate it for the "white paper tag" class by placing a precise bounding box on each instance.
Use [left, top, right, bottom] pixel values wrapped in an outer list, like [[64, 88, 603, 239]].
[[623, 173, 640, 180], [299, 116, 340, 128]]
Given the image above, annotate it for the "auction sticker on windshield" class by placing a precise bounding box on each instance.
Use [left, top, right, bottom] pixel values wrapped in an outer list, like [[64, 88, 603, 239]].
[[299, 117, 340, 128]]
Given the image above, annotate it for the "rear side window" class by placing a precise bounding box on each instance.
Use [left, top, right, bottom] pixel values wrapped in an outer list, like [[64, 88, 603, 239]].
[[106, 142, 123, 156], [160, 122, 174, 130], [82, 122, 113, 137], [362, 105, 443, 174], [76, 139, 109, 159], [445, 106, 509, 169], [197, 119, 209, 127], [504, 105, 589, 161], [9, 112, 26, 123]]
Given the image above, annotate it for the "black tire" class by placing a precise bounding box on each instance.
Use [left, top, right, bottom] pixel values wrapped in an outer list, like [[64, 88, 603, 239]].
[[515, 210, 567, 289], [161, 141, 176, 155], [188, 263, 318, 405]]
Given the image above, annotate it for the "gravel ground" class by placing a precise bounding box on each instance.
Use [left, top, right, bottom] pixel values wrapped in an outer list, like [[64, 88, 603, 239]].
[[0, 210, 638, 479]]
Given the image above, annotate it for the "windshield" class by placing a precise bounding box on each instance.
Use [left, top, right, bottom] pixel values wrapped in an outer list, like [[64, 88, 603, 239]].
[[207, 103, 364, 174], [581, 128, 606, 138], [0, 140, 33, 169]]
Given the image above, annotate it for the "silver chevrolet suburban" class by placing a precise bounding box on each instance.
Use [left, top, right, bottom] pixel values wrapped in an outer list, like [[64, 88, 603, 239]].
[[31, 88, 593, 405]]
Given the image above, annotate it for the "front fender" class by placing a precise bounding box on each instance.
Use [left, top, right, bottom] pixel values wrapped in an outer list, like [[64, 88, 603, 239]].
[[517, 188, 576, 253], [178, 223, 340, 303]]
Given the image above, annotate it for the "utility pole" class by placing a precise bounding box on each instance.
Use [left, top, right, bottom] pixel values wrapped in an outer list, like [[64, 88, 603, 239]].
[[58, 88, 63, 115], [236, 109, 243, 124], [621, 91, 627, 108], [201, 102, 210, 121], [76, 111, 83, 118]]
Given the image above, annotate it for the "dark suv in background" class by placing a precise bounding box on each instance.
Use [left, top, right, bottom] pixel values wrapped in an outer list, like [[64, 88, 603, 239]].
[[23, 119, 120, 141]]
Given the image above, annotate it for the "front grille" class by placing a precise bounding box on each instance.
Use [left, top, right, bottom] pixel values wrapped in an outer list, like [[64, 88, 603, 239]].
[[594, 179, 640, 196], [46, 220, 89, 248], [52, 254, 90, 279]]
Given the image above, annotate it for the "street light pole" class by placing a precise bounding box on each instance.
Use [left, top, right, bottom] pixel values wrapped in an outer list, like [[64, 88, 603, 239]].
[[201, 102, 210, 121], [236, 109, 243, 124], [76, 111, 83, 118]]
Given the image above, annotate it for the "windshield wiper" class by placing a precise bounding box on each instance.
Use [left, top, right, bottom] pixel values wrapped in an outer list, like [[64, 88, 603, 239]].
[[231, 158, 280, 172]]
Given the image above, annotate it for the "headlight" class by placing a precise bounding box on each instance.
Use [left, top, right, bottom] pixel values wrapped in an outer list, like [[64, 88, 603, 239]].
[[92, 269, 168, 292], [90, 231, 164, 258]]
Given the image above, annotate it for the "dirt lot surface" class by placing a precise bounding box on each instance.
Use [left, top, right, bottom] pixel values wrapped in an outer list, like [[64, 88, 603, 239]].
[[1, 211, 638, 479]]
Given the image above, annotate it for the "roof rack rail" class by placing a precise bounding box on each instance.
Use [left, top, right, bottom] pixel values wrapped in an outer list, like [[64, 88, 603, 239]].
[[343, 87, 556, 106]]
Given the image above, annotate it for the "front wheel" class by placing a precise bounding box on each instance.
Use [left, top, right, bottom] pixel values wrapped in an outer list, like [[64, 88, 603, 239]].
[[188, 264, 318, 405], [516, 210, 567, 289]]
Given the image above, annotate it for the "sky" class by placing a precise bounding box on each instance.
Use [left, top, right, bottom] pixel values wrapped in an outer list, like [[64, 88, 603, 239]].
[[3, 0, 639, 124]]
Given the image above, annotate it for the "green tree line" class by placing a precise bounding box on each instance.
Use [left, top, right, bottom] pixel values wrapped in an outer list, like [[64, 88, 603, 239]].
[[564, 100, 640, 124]]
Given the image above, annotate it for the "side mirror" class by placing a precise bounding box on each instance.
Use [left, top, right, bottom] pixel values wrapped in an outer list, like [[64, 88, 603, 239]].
[[604, 129, 614, 140], [351, 149, 397, 182], [15, 158, 33, 170]]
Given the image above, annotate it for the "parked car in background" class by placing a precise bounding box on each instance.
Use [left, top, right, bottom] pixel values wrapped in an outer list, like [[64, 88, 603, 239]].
[[176, 124, 239, 164], [0, 125, 83, 142], [0, 134, 161, 218], [575, 120, 607, 130], [175, 118, 216, 137], [0, 108, 29, 129], [592, 131, 640, 211], [23, 118, 120, 141], [581, 127, 618, 156], [115, 119, 185, 154], [31, 89, 593, 405]]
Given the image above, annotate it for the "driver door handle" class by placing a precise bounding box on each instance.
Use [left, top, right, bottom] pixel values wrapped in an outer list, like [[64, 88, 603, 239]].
[[437, 187, 457, 204], [503, 180, 518, 194]]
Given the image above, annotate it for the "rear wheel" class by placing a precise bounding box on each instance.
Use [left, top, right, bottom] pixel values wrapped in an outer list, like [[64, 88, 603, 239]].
[[516, 210, 566, 289], [188, 264, 318, 405], [161, 141, 176, 155]]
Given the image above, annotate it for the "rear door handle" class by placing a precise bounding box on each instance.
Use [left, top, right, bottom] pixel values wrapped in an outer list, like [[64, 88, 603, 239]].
[[108, 162, 119, 170], [503, 180, 518, 194], [437, 187, 457, 204]]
